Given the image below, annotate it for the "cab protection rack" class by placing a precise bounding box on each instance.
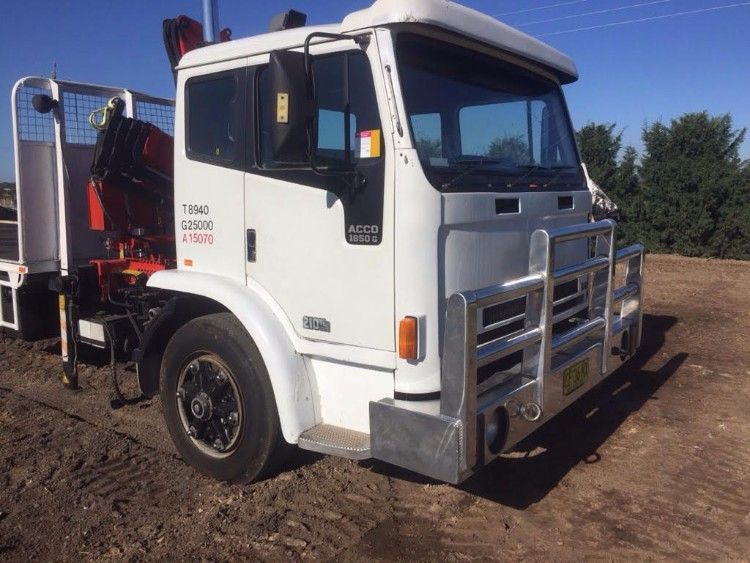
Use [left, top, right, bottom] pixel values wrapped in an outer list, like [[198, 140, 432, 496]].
[[370, 220, 645, 483]]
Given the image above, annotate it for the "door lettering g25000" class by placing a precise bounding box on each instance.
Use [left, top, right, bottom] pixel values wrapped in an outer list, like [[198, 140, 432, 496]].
[[180, 202, 214, 245]]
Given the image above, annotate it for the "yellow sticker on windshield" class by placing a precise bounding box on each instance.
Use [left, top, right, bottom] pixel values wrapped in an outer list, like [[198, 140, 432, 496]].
[[356, 129, 381, 159]]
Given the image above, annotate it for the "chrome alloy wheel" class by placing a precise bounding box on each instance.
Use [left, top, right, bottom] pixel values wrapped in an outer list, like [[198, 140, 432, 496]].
[[176, 354, 243, 458]]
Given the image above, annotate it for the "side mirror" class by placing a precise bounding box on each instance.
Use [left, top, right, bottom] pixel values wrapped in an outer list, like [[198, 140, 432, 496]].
[[267, 50, 314, 164]]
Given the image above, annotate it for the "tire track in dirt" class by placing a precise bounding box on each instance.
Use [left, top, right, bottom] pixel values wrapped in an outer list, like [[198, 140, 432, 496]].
[[340, 469, 518, 561], [0, 385, 400, 560], [228, 460, 396, 559], [562, 402, 750, 560], [2, 255, 750, 561], [75, 451, 168, 500], [0, 385, 442, 561]]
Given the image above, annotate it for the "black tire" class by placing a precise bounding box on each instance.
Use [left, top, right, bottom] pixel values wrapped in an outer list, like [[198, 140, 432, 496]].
[[160, 312, 289, 483]]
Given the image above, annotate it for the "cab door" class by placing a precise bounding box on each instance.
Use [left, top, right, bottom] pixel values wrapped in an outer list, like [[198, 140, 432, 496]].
[[175, 62, 248, 282], [243, 45, 394, 351]]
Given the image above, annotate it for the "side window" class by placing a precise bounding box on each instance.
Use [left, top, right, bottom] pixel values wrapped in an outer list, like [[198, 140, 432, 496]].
[[538, 101, 571, 166], [186, 71, 242, 167], [316, 110, 358, 164], [253, 51, 386, 245], [411, 113, 443, 162], [257, 51, 381, 169], [347, 52, 381, 162], [314, 55, 354, 165]]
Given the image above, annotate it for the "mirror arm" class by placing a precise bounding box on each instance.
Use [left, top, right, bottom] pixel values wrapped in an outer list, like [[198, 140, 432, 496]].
[[303, 32, 366, 78], [303, 32, 367, 179]]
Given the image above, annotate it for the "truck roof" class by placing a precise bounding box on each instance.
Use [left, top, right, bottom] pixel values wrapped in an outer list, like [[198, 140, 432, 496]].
[[179, 0, 577, 84]]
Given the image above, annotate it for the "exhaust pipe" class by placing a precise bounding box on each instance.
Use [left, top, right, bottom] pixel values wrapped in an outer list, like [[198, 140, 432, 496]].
[[201, 0, 220, 43]]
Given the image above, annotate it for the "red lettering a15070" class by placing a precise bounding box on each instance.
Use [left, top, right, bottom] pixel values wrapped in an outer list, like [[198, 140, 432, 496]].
[[182, 233, 214, 245]]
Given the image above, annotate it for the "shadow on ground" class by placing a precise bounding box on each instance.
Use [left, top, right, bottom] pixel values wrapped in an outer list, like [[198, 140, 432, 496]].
[[372, 314, 684, 508], [464, 314, 683, 508], [29, 313, 684, 504]]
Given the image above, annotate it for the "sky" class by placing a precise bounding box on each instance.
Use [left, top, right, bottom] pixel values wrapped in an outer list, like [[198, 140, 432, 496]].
[[1, 0, 749, 181]]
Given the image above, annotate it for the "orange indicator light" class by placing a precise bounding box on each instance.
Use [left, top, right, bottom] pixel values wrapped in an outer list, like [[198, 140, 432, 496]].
[[399, 316, 418, 360]]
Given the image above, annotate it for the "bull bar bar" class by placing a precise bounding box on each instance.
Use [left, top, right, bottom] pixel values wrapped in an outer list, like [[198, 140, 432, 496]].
[[370, 220, 645, 483]]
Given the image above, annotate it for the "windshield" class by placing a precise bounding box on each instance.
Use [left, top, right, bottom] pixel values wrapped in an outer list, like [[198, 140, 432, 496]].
[[396, 33, 584, 192]]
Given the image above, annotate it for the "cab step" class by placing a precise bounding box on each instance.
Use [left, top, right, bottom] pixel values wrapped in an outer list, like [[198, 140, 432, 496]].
[[297, 423, 371, 460]]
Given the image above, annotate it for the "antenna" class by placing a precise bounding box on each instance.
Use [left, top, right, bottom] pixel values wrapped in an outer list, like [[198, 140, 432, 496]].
[[50, 62, 57, 79], [201, 0, 220, 43]]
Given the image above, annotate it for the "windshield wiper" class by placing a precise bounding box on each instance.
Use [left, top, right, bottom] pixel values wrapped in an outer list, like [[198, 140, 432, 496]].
[[441, 161, 577, 191], [506, 164, 576, 190], [540, 168, 572, 189], [501, 164, 548, 190], [441, 158, 508, 190]]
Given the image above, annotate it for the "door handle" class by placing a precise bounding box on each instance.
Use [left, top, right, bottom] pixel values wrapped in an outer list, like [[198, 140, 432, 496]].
[[246, 229, 256, 262]]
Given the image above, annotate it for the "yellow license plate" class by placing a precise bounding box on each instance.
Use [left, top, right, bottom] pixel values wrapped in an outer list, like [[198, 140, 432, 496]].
[[562, 358, 590, 395]]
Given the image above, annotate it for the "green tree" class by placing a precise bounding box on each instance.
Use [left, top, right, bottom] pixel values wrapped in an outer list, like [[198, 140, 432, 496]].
[[714, 158, 750, 259], [608, 145, 643, 244], [576, 123, 642, 244], [415, 137, 442, 160], [640, 112, 748, 258], [576, 123, 622, 189], [487, 134, 529, 163]]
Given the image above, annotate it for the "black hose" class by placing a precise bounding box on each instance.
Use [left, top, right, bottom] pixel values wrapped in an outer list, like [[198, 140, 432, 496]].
[[68, 298, 79, 385], [102, 321, 142, 409], [106, 272, 143, 340]]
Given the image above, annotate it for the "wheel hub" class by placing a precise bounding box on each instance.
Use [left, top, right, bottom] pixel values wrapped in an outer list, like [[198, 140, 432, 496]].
[[190, 392, 213, 420], [176, 355, 242, 458]]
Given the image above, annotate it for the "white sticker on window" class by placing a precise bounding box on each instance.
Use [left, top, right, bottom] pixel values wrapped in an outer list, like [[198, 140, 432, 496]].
[[356, 129, 381, 159]]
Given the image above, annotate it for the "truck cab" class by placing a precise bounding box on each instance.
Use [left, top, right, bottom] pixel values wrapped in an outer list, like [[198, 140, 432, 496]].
[[4, 0, 644, 484], [143, 0, 644, 482]]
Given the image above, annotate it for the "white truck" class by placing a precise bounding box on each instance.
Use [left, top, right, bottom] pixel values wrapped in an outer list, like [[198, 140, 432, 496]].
[[2, 0, 644, 483]]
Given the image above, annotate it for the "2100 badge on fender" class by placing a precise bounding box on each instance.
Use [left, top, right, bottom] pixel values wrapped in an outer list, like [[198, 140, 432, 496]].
[[303, 316, 331, 333]]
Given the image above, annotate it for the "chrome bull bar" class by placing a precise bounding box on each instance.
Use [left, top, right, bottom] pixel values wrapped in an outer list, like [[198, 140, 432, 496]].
[[370, 220, 645, 483]]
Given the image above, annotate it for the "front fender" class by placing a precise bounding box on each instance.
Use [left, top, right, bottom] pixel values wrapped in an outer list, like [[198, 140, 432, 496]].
[[147, 270, 316, 443]]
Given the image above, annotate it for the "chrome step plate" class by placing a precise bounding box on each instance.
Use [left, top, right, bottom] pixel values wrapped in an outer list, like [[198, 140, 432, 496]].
[[298, 423, 371, 460]]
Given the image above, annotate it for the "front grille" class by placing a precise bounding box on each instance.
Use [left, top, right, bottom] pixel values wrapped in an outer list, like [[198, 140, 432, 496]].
[[552, 278, 586, 319], [553, 279, 578, 301], [553, 298, 583, 317], [477, 350, 522, 387], [477, 319, 524, 345], [478, 297, 527, 388], [475, 276, 587, 390], [482, 296, 525, 327]]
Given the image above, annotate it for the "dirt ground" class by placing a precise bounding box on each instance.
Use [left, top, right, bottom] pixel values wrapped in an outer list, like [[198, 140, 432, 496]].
[[0, 254, 748, 561]]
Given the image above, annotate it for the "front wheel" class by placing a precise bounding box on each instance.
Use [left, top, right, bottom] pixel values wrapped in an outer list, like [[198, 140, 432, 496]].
[[160, 313, 288, 482]]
